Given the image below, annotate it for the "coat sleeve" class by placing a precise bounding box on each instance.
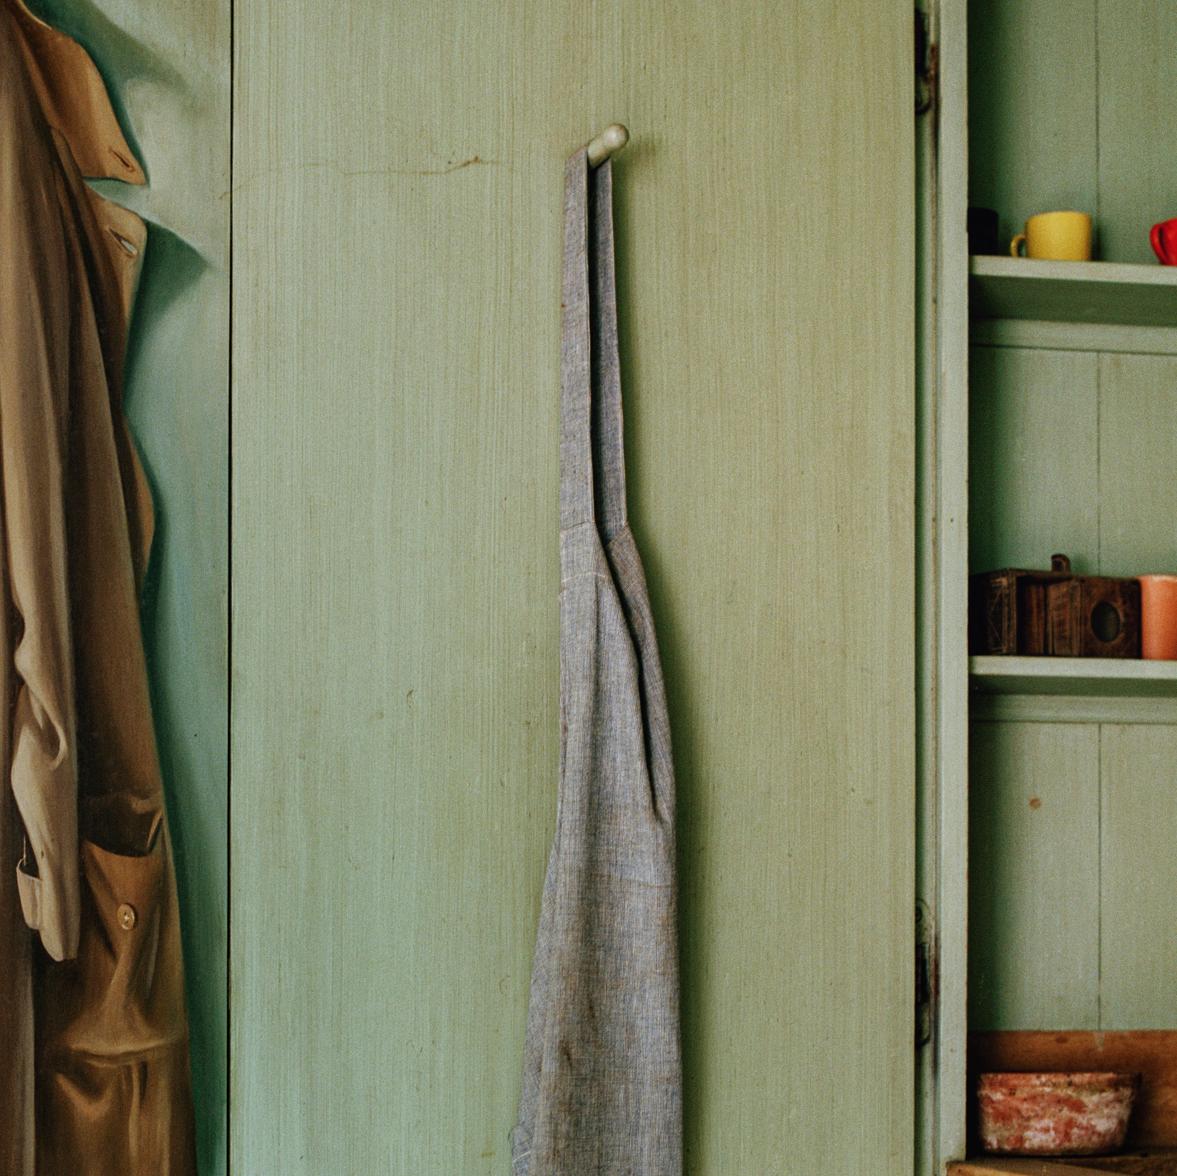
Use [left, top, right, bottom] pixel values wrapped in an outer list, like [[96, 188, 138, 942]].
[[0, 56, 81, 962]]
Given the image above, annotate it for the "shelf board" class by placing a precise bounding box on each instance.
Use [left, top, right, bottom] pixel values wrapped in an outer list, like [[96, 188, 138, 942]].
[[950, 1158, 1177, 1176], [970, 657, 1177, 698], [970, 256, 1177, 327]]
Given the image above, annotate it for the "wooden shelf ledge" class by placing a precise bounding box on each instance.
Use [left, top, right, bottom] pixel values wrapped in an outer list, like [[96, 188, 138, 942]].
[[969, 256, 1177, 327], [951, 1156, 1177, 1176], [970, 656, 1177, 698], [950, 1161, 1133, 1176]]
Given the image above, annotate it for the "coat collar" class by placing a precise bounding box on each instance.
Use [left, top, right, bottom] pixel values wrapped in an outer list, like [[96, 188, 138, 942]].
[[6, 0, 145, 185]]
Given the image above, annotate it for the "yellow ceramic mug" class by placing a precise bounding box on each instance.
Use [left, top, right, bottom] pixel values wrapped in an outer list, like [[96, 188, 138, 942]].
[[1010, 211, 1092, 260]]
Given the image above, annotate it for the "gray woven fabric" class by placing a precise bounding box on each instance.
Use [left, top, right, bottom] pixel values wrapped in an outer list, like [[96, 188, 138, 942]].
[[513, 149, 681, 1175]]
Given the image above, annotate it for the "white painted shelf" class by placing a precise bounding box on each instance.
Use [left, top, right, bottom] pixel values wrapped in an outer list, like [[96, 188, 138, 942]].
[[969, 256, 1177, 327], [970, 656, 1177, 698]]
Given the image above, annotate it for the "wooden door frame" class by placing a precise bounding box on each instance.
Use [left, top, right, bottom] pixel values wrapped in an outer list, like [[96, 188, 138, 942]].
[[916, 0, 971, 1171]]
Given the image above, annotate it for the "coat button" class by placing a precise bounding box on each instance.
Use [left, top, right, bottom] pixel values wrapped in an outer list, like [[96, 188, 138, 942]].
[[117, 903, 137, 931]]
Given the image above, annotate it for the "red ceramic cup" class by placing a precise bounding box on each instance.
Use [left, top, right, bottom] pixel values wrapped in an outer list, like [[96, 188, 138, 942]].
[[1140, 575, 1177, 659], [1149, 218, 1177, 265]]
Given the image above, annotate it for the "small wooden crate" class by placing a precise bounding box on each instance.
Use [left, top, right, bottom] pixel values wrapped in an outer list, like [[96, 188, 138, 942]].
[[1046, 576, 1141, 658], [970, 554, 1141, 658], [970, 554, 1072, 655]]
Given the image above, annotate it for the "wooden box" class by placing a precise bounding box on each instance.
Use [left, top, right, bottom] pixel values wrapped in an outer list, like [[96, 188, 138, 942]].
[[970, 554, 1141, 657], [970, 554, 1072, 655], [1046, 575, 1141, 658]]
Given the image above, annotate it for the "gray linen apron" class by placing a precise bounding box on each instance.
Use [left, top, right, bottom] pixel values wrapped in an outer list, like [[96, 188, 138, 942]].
[[513, 148, 681, 1175]]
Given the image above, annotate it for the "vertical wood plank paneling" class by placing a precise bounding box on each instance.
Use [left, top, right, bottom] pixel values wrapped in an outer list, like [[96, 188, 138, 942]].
[[1095, 0, 1177, 265], [967, 0, 1098, 251], [959, 6, 1177, 1161], [1098, 353, 1177, 578], [968, 0, 1177, 263], [1100, 725, 1177, 1029], [969, 722, 1101, 1030], [231, 1, 913, 1172], [969, 346, 1099, 574], [28, 2, 231, 1170]]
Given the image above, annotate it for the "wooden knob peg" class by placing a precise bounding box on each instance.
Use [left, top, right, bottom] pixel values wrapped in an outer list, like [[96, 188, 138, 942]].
[[587, 123, 630, 167]]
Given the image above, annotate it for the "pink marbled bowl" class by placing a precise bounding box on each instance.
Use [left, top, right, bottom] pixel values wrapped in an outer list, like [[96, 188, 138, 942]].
[[978, 1071, 1139, 1156]]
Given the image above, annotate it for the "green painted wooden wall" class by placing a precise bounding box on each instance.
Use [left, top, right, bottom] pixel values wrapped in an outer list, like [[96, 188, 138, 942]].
[[230, 1, 915, 1172], [969, 718, 1177, 1031], [970, 345, 1177, 580], [27, 2, 231, 1171], [966, 0, 1177, 1039], [969, 0, 1177, 265]]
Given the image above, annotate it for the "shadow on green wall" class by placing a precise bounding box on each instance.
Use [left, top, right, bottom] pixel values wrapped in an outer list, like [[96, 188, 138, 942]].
[[130, 224, 227, 1176]]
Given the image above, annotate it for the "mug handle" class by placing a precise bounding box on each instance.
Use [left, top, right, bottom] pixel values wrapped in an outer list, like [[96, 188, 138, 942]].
[[1010, 233, 1027, 258], [1150, 223, 1166, 264]]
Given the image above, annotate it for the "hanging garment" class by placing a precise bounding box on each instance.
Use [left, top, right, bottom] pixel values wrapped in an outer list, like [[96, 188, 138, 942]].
[[513, 148, 682, 1175], [0, 3, 196, 1172]]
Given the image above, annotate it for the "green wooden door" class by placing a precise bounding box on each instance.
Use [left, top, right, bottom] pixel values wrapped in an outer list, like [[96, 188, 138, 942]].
[[230, 2, 915, 1171]]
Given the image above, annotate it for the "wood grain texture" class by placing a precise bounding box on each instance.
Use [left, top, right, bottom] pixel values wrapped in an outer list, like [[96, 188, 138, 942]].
[[967, 0, 1177, 266], [914, 7, 943, 1162], [973, 697, 1177, 727], [949, 1163, 1093, 1176], [1078, 1153, 1177, 1172], [1100, 727, 1177, 1029], [230, 1, 914, 1172], [932, 0, 975, 1163], [26, 2, 230, 1171], [969, 346, 1099, 575], [952, 6, 1177, 1171], [971, 321, 1177, 358], [966, 344, 1177, 1037], [1095, 0, 1177, 266], [971, 1031, 1177, 1149], [1098, 354, 1177, 579], [970, 658, 1177, 699], [967, 0, 1098, 254], [967, 719, 1177, 1036], [950, 1159, 1177, 1176], [950, 1161, 1153, 1176], [970, 347, 1177, 581], [969, 258, 1177, 329], [969, 723, 1101, 1031], [1080, 1155, 1177, 1175]]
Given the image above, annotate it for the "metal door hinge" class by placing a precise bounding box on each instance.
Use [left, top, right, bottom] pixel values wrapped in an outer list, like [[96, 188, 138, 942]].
[[915, 8, 938, 116], [916, 900, 935, 1047]]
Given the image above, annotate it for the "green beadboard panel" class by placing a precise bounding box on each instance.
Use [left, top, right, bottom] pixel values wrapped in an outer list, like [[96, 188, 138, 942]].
[[970, 346, 1177, 578], [230, 1, 914, 1172], [25, 2, 229, 1172], [1096, 0, 1177, 266], [969, 345, 1099, 574], [1098, 353, 1177, 578], [967, 0, 1098, 254], [1100, 724, 1177, 1030], [968, 0, 1177, 264], [969, 722, 1101, 1031]]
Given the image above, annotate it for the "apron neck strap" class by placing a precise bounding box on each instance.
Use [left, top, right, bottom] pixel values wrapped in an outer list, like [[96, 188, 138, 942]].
[[559, 150, 628, 538], [559, 149, 594, 530], [589, 159, 627, 541]]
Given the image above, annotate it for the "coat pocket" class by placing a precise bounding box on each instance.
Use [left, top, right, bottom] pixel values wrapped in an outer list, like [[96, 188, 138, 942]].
[[36, 812, 197, 1174], [38, 811, 188, 1063]]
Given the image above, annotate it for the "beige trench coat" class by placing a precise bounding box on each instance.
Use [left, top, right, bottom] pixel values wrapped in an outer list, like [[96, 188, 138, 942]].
[[0, 3, 196, 1171]]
